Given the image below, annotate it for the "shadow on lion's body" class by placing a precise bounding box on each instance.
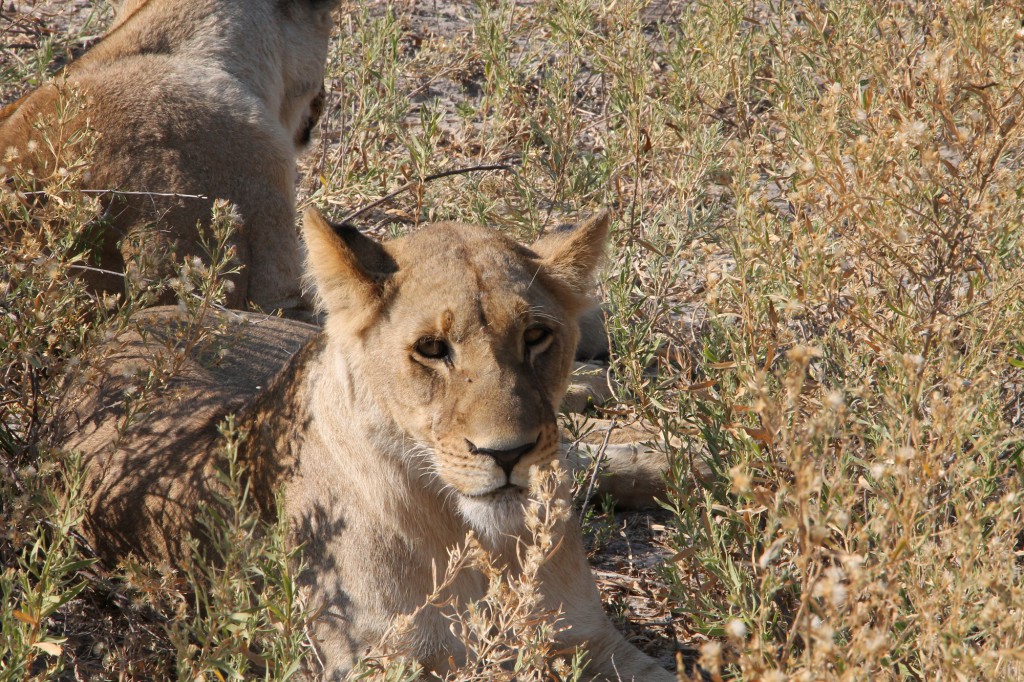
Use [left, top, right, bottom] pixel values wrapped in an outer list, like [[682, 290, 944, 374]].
[[68, 210, 675, 680], [0, 0, 337, 314], [68, 308, 317, 559]]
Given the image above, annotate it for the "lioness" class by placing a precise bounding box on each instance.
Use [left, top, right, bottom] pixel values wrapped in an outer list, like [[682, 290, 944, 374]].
[[70, 208, 675, 680], [0, 0, 337, 313]]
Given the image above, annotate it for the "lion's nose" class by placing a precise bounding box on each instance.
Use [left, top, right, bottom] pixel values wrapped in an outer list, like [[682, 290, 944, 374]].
[[466, 438, 537, 478]]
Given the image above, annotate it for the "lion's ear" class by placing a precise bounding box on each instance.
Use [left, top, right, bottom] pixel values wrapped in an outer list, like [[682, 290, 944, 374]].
[[531, 209, 610, 302], [302, 207, 396, 318]]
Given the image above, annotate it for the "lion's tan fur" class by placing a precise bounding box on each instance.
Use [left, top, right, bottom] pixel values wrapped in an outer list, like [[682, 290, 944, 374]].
[[0, 0, 337, 313], [70, 209, 674, 680]]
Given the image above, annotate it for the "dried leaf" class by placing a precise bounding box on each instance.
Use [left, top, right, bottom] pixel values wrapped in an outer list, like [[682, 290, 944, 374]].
[[12, 610, 37, 626], [33, 641, 62, 656]]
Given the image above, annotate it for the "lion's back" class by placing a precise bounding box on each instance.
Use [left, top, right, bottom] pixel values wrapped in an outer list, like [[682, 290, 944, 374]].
[[68, 307, 317, 561]]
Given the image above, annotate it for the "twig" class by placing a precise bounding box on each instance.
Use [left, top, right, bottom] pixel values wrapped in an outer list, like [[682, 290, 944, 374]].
[[78, 189, 208, 199], [188, 291, 233, 315], [593, 570, 671, 591], [579, 417, 618, 521], [336, 164, 512, 225], [68, 263, 126, 279], [20, 189, 208, 200]]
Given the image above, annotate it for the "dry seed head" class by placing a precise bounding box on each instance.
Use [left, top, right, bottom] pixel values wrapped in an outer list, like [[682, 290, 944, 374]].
[[825, 390, 844, 409], [980, 596, 1002, 623], [725, 618, 747, 640], [786, 345, 821, 364], [862, 630, 889, 657], [813, 568, 848, 609], [901, 353, 924, 370], [174, 276, 195, 294], [897, 119, 928, 146], [810, 617, 835, 653], [211, 198, 243, 226], [699, 640, 722, 672], [808, 523, 829, 545], [729, 465, 752, 495]]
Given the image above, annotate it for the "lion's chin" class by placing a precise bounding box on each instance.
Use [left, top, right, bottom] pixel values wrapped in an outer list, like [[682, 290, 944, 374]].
[[455, 486, 528, 542]]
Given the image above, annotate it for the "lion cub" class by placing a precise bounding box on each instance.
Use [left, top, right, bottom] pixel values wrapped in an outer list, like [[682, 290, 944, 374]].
[[72, 209, 675, 680], [0, 0, 337, 313]]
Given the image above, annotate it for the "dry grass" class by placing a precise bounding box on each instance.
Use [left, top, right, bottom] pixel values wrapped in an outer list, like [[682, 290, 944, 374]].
[[2, 0, 1023, 679]]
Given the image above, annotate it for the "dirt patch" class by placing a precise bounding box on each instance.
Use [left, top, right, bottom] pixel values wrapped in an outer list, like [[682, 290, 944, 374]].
[[587, 508, 695, 670]]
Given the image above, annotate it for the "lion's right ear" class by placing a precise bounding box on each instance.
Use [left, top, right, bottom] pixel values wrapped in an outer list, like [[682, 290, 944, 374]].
[[302, 208, 396, 320]]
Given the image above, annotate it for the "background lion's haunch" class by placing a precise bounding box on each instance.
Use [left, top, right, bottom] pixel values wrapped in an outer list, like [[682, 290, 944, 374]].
[[0, 0, 336, 313]]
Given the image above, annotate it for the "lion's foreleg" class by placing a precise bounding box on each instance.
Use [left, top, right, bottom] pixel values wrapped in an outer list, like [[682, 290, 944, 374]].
[[539, 526, 676, 681]]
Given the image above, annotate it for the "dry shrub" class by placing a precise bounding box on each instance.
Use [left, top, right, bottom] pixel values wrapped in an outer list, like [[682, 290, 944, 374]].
[[642, 1, 1024, 679], [2, 88, 119, 679], [277, 0, 1024, 677]]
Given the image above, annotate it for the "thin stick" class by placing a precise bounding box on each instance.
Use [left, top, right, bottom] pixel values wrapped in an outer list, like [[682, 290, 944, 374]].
[[579, 417, 618, 521], [79, 189, 208, 199], [336, 164, 512, 225], [20, 189, 208, 200], [68, 263, 126, 278]]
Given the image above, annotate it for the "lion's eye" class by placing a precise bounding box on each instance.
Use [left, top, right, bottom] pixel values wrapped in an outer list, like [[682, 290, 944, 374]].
[[524, 326, 552, 348], [414, 337, 451, 361]]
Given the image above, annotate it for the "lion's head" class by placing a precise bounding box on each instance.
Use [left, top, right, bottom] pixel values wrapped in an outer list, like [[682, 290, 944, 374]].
[[302, 208, 609, 536]]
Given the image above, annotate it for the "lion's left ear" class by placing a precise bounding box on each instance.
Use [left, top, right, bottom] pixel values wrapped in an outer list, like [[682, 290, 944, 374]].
[[530, 209, 610, 302]]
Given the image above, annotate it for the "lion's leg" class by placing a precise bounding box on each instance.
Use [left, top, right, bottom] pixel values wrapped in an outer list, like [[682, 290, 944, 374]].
[[562, 361, 615, 413], [562, 437, 670, 510], [540, 526, 676, 681], [234, 186, 308, 315], [563, 302, 613, 411], [575, 304, 610, 362], [560, 416, 676, 509]]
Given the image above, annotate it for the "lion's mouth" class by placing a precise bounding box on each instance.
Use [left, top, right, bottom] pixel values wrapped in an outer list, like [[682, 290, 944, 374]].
[[466, 482, 524, 499]]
